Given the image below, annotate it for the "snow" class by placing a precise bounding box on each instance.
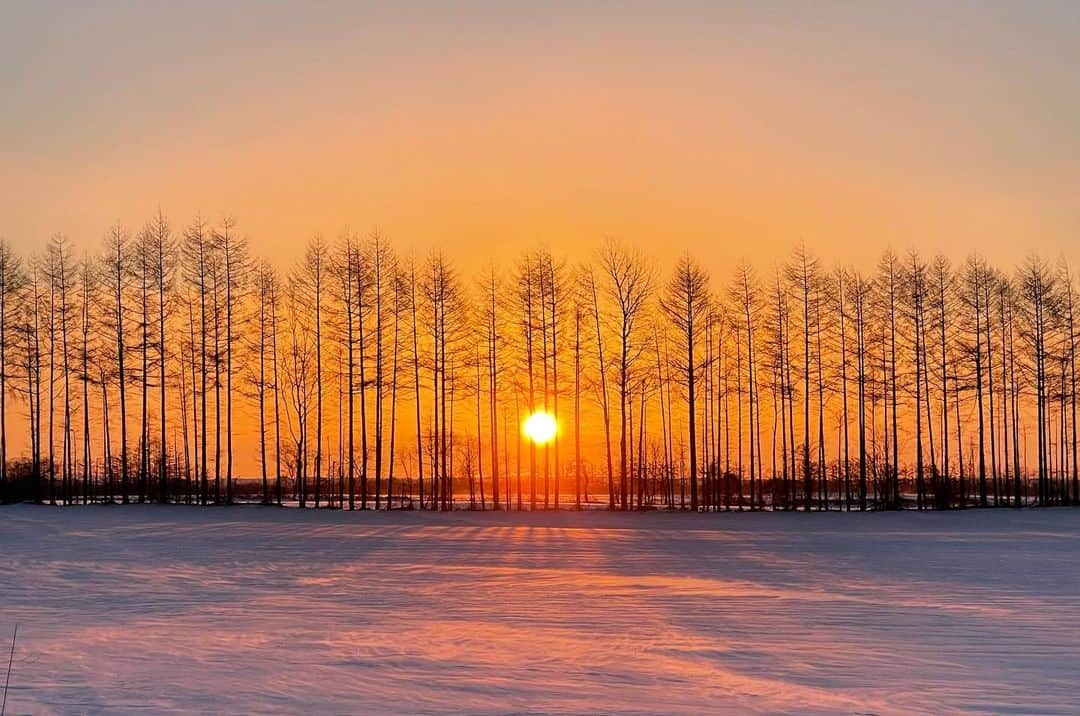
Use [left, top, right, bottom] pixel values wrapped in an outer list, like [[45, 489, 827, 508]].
[[1, 505, 1078, 715]]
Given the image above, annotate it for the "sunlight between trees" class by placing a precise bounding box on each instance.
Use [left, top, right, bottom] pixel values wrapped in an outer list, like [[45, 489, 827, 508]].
[[0, 217, 1076, 513]]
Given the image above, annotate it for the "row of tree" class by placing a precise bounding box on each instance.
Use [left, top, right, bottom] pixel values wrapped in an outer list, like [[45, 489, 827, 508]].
[[0, 216, 1076, 511]]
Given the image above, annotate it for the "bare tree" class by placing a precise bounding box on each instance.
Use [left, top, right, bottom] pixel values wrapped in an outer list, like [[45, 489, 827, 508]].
[[1060, 260, 1079, 504], [479, 265, 504, 509], [598, 241, 655, 510], [660, 254, 710, 511], [143, 210, 175, 502], [1016, 257, 1060, 505], [0, 240, 25, 500], [584, 267, 615, 509], [408, 259, 424, 511], [959, 255, 991, 506], [182, 218, 212, 504], [786, 245, 822, 510], [215, 218, 250, 504], [729, 263, 762, 510], [370, 235, 395, 509], [876, 250, 902, 508]]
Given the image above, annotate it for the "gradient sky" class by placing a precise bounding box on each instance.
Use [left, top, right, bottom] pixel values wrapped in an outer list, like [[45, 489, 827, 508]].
[[2, 1, 1078, 275]]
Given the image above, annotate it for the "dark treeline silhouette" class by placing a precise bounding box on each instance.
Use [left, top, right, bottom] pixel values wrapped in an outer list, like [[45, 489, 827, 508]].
[[0, 216, 1078, 512]]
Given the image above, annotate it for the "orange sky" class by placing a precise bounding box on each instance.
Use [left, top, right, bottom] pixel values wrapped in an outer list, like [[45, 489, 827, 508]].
[[2, 1, 1078, 281]]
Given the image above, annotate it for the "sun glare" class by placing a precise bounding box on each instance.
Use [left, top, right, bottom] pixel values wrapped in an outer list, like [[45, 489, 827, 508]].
[[523, 411, 557, 445]]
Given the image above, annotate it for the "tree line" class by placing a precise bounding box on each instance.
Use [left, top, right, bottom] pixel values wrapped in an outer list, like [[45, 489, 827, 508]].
[[0, 215, 1076, 512]]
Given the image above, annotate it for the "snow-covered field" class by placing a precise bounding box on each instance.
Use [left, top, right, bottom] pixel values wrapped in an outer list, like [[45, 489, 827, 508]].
[[1, 506, 1077, 715]]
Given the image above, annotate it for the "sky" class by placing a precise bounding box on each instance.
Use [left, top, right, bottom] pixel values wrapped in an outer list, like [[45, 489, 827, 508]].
[[2, 0, 1079, 277]]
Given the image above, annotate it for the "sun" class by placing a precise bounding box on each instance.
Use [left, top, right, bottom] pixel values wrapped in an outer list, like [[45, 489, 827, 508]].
[[523, 410, 557, 445]]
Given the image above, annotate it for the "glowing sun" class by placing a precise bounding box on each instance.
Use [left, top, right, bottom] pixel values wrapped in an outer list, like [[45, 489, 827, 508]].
[[523, 411, 557, 445]]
